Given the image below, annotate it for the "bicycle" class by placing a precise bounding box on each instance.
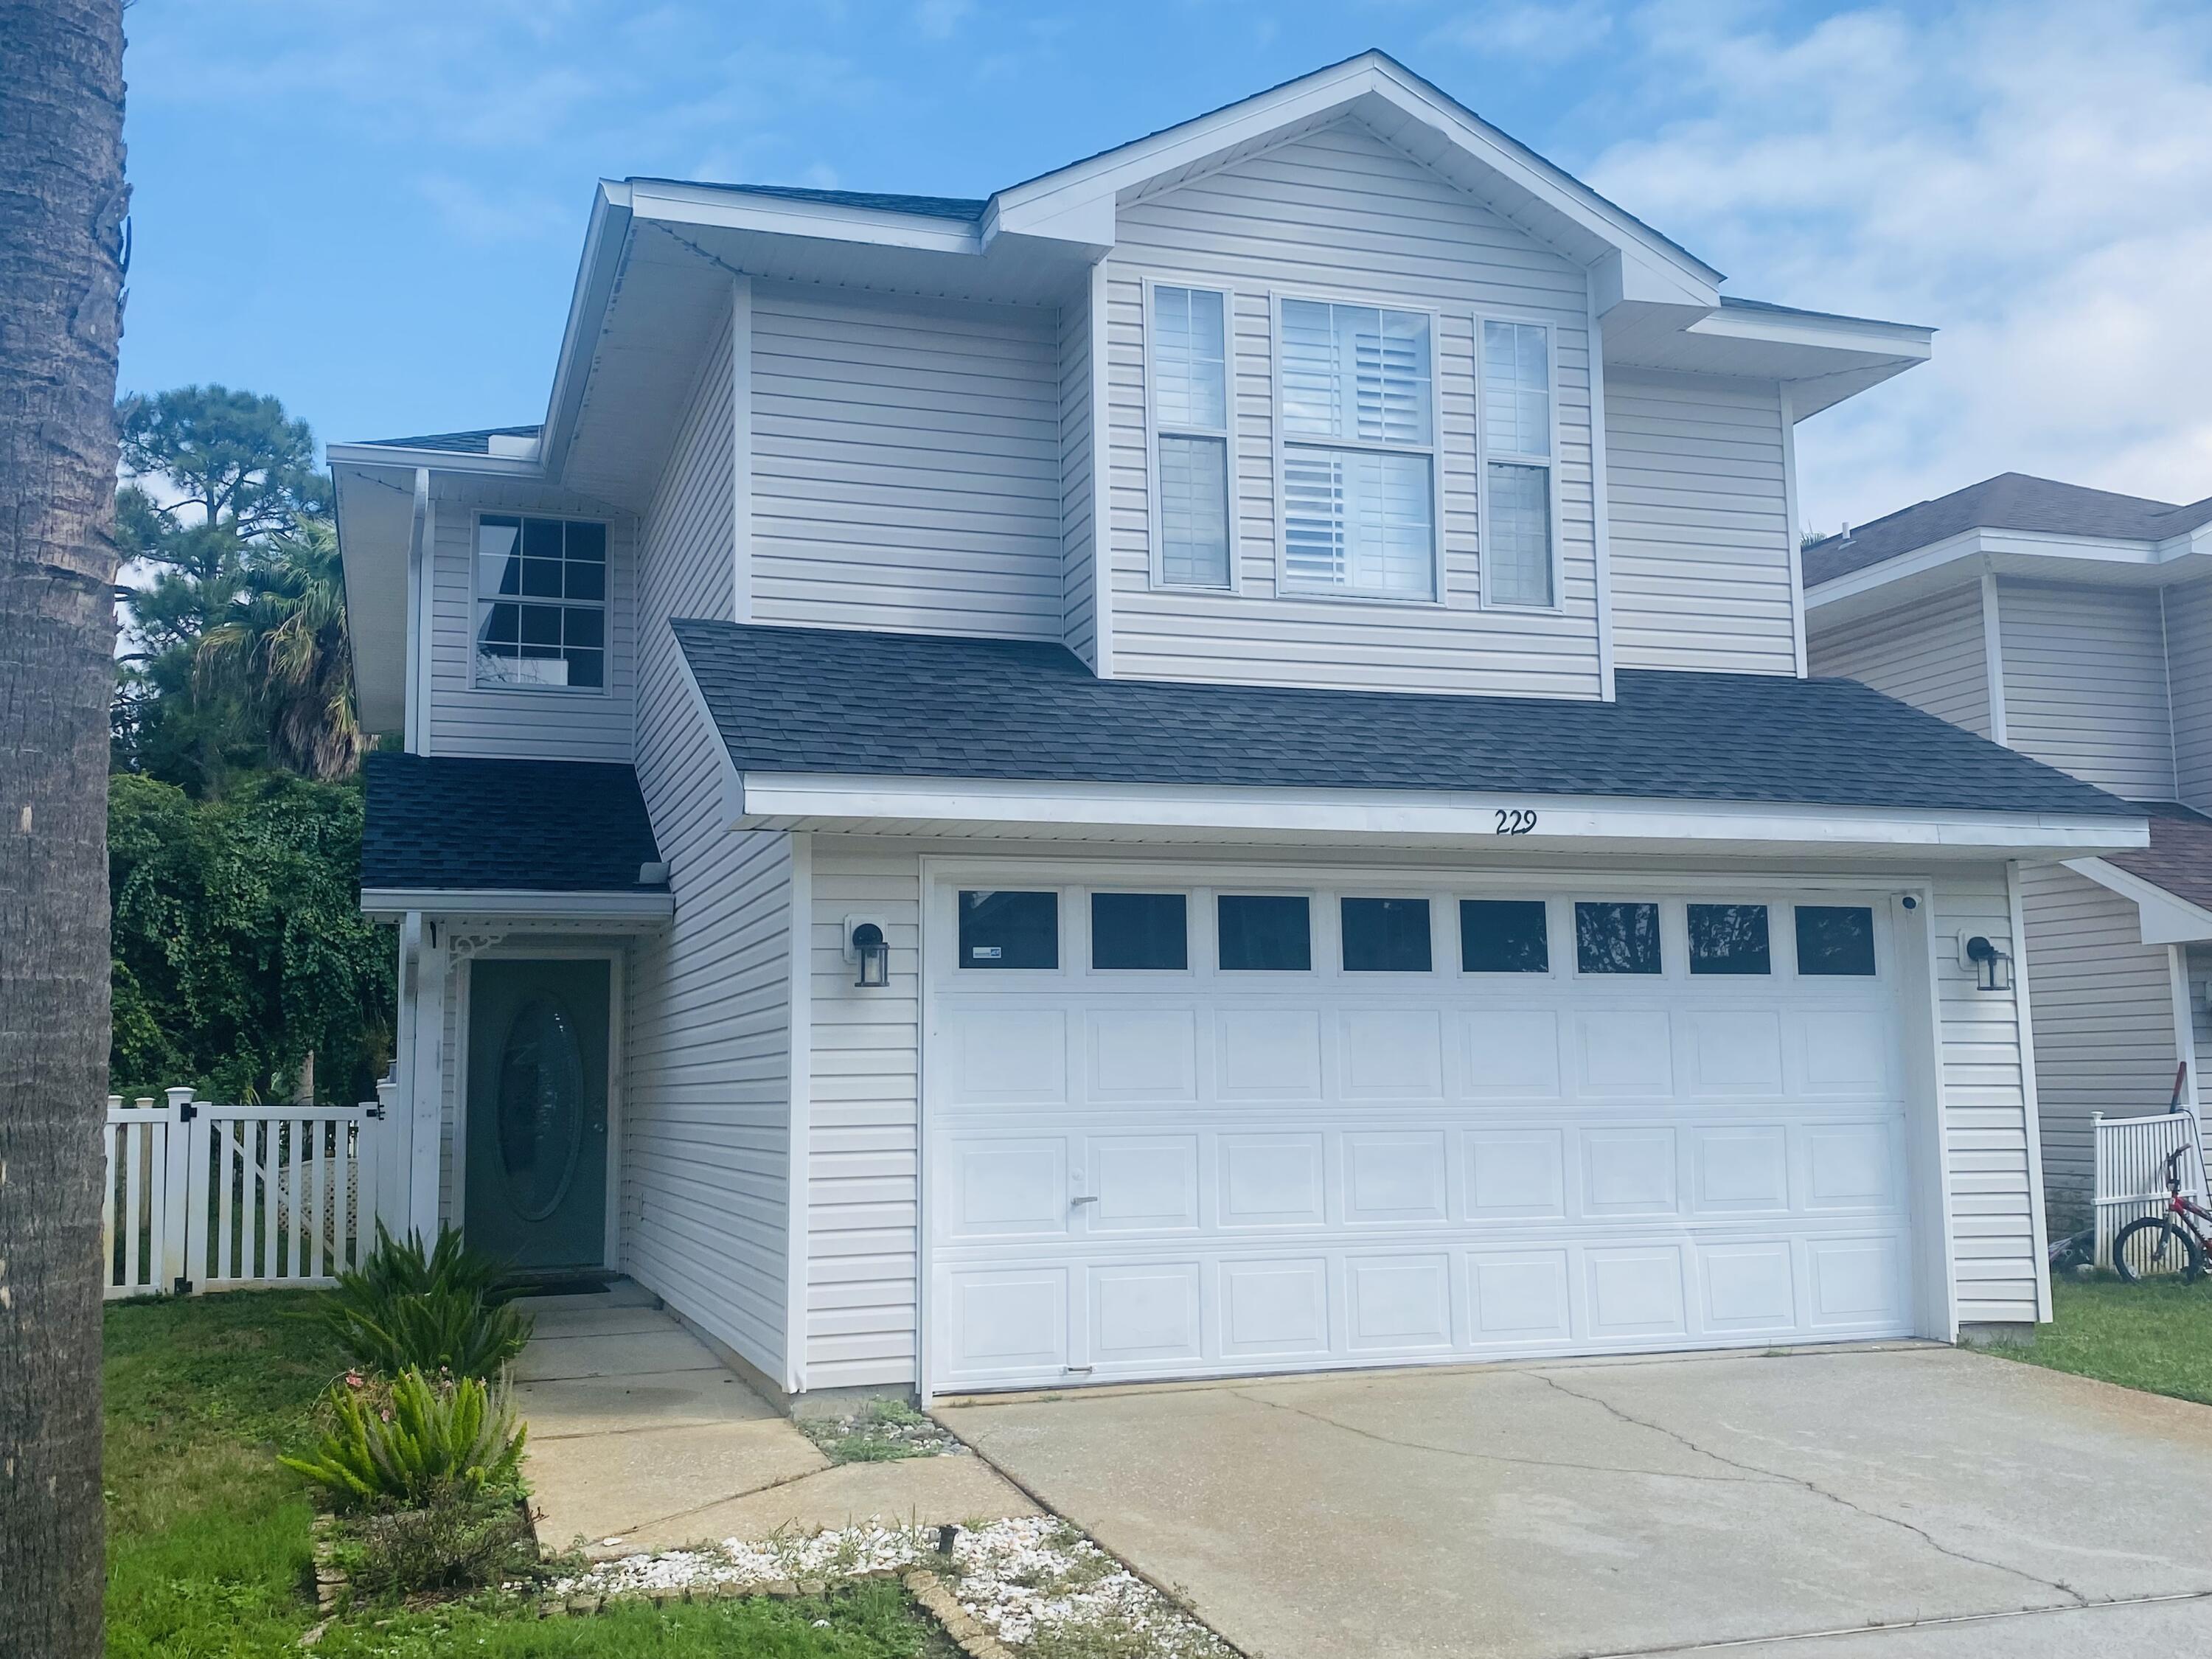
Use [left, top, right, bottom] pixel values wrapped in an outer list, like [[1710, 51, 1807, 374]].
[[2111, 1147, 2212, 1283]]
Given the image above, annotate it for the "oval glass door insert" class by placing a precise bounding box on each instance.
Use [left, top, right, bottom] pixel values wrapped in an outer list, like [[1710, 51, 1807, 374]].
[[495, 997, 585, 1221]]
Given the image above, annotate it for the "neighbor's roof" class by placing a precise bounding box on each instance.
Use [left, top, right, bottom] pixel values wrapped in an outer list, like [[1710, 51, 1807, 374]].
[[671, 619, 2134, 820], [351, 425, 543, 455], [1804, 473, 2212, 588], [2105, 803, 2212, 915], [361, 753, 663, 892], [624, 178, 987, 221]]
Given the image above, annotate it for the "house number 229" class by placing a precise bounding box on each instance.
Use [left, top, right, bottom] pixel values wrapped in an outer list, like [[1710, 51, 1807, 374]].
[[1495, 808, 1539, 835]]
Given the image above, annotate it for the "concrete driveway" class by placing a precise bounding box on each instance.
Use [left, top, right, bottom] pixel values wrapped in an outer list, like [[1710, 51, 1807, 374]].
[[935, 1345, 2212, 1658]]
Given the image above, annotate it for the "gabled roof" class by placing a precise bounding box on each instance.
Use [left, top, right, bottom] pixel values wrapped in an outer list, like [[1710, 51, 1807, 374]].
[[672, 619, 2132, 820], [361, 753, 664, 892], [1805, 473, 2212, 588]]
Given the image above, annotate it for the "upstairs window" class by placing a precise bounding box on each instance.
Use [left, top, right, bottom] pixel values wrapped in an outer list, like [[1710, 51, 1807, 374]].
[[476, 515, 607, 689], [1279, 299, 1436, 599], [1481, 321, 1556, 608], [1150, 286, 1232, 588]]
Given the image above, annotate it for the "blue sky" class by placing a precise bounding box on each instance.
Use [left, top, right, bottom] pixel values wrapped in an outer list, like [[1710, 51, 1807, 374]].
[[122, 0, 2212, 532]]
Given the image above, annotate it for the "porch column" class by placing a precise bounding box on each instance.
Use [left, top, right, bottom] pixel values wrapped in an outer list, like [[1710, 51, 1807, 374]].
[[400, 911, 449, 1240]]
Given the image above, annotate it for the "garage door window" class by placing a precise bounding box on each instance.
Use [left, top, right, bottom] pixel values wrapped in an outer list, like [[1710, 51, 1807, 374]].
[[1795, 905, 1878, 976], [1340, 897, 1432, 973], [959, 891, 1058, 970], [1688, 904, 1770, 975], [1575, 902, 1661, 975], [1091, 892, 1188, 971], [1217, 895, 1312, 972], [1459, 900, 1550, 973]]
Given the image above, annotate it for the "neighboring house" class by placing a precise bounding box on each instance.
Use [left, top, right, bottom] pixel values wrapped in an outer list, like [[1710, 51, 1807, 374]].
[[1805, 473, 2212, 1226], [331, 52, 2142, 1413]]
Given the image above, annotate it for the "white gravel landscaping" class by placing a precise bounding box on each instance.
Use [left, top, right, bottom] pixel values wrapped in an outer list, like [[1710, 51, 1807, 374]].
[[552, 1514, 1234, 1658]]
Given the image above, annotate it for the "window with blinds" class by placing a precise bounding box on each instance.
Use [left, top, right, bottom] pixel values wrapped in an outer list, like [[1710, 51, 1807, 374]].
[[1150, 285, 1232, 588], [1278, 299, 1436, 599], [1481, 319, 1556, 608]]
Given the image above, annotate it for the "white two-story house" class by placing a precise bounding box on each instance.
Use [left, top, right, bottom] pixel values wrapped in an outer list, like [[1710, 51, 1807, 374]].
[[332, 53, 2142, 1413], [1805, 473, 2212, 1230]]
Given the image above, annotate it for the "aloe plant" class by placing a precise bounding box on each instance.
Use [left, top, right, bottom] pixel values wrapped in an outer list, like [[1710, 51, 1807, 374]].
[[282, 1368, 527, 1509]]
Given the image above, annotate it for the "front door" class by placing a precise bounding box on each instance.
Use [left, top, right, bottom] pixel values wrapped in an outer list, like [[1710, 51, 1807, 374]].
[[465, 959, 610, 1271]]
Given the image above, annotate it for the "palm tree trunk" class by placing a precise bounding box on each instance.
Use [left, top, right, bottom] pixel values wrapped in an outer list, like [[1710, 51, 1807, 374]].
[[0, 4, 129, 1655]]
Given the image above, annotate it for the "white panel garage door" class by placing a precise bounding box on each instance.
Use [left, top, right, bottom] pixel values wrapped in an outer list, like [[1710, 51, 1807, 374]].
[[925, 874, 1918, 1393]]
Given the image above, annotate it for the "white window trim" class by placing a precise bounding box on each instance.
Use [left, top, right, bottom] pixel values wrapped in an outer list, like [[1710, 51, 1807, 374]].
[[468, 507, 612, 696], [1269, 288, 1447, 606], [1474, 312, 1566, 615], [1142, 276, 1239, 594]]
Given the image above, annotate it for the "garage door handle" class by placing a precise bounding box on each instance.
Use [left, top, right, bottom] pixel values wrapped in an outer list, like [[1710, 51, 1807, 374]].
[[1071, 1194, 1099, 1206]]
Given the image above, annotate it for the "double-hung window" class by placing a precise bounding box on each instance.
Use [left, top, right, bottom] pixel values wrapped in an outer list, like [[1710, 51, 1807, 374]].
[[475, 514, 608, 689], [1150, 285, 1232, 588], [1278, 299, 1436, 599], [1480, 320, 1556, 608]]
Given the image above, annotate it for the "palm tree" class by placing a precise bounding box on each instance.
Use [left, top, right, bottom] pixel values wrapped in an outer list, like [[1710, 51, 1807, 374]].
[[196, 518, 367, 782], [0, 1, 129, 1649]]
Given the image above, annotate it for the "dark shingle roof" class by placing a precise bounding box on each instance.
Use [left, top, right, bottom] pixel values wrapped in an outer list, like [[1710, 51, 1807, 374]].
[[354, 425, 543, 455], [1804, 473, 2212, 588], [362, 753, 664, 892], [2107, 803, 2212, 914], [628, 179, 987, 222], [671, 619, 2134, 819]]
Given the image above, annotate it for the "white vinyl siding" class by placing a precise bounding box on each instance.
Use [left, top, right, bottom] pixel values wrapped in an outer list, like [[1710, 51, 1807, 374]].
[[806, 839, 925, 1388], [2015, 863, 2180, 1212], [1479, 319, 1555, 609], [1807, 584, 1992, 739], [425, 474, 636, 761], [1997, 579, 2174, 801], [1060, 282, 1099, 667], [624, 302, 794, 1382], [1103, 119, 1601, 698], [749, 283, 1065, 641], [2162, 579, 2212, 812], [1936, 866, 2045, 1326], [1608, 375, 1797, 675]]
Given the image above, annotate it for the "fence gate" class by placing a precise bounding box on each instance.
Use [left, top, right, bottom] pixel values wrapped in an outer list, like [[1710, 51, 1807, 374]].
[[102, 1088, 403, 1299], [2093, 1107, 2211, 1269]]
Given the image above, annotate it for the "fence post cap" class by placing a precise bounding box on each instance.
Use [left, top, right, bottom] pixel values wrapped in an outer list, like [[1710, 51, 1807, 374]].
[[134, 1096, 155, 1110], [164, 1086, 195, 1109], [107, 1095, 122, 1110]]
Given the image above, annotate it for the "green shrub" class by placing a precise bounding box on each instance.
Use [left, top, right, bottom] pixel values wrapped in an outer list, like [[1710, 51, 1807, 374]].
[[334, 1486, 535, 1598], [325, 1225, 532, 1378], [281, 1368, 527, 1510]]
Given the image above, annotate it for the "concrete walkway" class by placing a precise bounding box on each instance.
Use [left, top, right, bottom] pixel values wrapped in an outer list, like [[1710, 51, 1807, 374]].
[[938, 1344, 2212, 1659], [515, 1281, 1035, 1557]]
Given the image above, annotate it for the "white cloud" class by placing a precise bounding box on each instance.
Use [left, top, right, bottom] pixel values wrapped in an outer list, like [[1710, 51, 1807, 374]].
[[1585, 0, 2212, 531], [914, 0, 974, 40], [416, 175, 571, 246], [1427, 0, 1615, 63]]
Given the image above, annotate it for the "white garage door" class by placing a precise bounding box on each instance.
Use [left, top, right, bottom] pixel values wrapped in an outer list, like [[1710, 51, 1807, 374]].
[[925, 874, 1918, 1393]]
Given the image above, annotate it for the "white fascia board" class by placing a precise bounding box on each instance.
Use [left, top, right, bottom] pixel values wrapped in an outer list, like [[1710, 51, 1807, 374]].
[[359, 888, 674, 924], [2064, 858, 2212, 945], [1805, 527, 2203, 613], [325, 442, 543, 479], [626, 178, 984, 255], [1689, 305, 1933, 358], [990, 54, 1719, 298], [730, 771, 2147, 855], [540, 183, 637, 477]]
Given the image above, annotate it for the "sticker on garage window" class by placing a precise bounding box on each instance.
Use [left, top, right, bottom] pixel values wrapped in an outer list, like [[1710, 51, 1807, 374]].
[[971, 946, 1001, 960]]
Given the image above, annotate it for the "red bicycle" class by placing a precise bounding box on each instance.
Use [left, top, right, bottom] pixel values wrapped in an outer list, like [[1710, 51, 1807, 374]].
[[2112, 1147, 2212, 1282]]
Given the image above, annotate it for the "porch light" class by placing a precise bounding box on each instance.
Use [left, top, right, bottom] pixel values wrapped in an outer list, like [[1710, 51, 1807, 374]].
[[851, 922, 889, 989], [1965, 935, 2013, 993]]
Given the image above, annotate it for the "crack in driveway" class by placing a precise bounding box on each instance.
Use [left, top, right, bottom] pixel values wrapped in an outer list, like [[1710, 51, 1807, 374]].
[[1526, 1369, 2087, 1607], [1230, 1387, 1792, 1488]]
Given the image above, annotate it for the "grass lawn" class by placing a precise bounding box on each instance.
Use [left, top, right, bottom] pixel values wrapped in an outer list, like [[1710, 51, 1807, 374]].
[[103, 1290, 955, 1658], [2000, 1275, 2212, 1405]]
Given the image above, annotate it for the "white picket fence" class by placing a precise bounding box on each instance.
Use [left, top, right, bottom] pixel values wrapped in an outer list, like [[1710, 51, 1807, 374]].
[[2092, 1107, 2211, 1268], [101, 1086, 406, 1299]]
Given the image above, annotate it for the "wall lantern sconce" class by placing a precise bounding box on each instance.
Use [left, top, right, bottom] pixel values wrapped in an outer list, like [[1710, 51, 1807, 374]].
[[849, 921, 889, 989], [1964, 934, 2013, 994]]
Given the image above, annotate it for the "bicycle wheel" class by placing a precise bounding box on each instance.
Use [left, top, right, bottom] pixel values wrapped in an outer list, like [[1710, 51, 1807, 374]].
[[2111, 1216, 2205, 1283]]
